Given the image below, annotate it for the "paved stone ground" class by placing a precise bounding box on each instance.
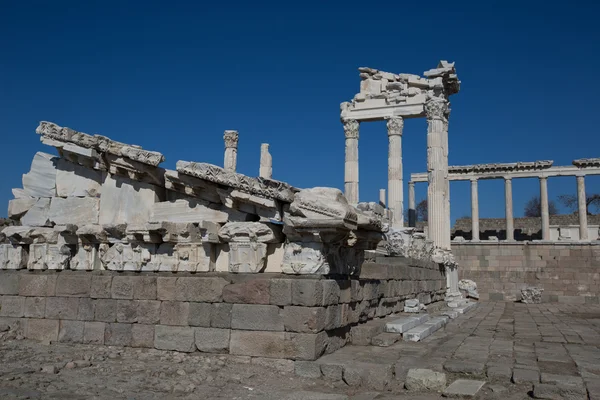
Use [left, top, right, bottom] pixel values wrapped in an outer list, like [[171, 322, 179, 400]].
[[1, 302, 600, 399]]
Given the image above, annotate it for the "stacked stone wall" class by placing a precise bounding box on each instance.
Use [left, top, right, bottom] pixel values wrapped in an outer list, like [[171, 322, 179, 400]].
[[453, 242, 600, 303], [0, 257, 446, 360]]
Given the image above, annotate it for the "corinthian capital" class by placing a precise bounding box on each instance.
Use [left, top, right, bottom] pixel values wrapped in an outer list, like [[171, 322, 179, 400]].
[[425, 99, 449, 121], [224, 130, 239, 149], [343, 119, 359, 139], [385, 116, 404, 136]]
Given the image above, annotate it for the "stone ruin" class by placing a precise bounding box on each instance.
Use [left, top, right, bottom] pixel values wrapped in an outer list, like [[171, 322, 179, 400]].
[[0, 120, 456, 360], [3, 121, 390, 275]]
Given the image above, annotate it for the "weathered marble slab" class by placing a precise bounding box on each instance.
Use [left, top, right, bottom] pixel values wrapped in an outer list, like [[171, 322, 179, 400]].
[[48, 197, 100, 226], [55, 158, 104, 197], [150, 199, 231, 224], [99, 174, 162, 226], [228, 242, 267, 273], [8, 197, 38, 220], [0, 244, 27, 270], [27, 243, 71, 270], [22, 152, 57, 197], [21, 198, 52, 227], [71, 244, 100, 270], [218, 222, 283, 243], [176, 161, 295, 203]]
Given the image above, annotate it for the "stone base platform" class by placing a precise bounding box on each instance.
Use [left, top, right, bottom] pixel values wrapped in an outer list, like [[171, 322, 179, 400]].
[[0, 258, 446, 361]]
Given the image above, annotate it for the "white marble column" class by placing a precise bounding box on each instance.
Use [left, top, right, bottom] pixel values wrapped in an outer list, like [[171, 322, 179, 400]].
[[425, 100, 450, 250], [540, 177, 550, 240], [223, 130, 239, 172], [577, 175, 589, 240], [379, 189, 386, 207], [470, 178, 479, 241], [386, 117, 404, 228], [343, 119, 359, 204], [259, 143, 272, 179], [505, 178, 514, 241], [408, 181, 416, 227]]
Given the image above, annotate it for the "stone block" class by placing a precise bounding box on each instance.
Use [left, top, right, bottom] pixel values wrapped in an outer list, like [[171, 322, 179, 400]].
[[443, 379, 485, 398], [350, 321, 382, 345], [175, 277, 229, 302], [133, 276, 156, 299], [264, 243, 285, 273], [25, 318, 59, 343], [270, 279, 292, 306], [19, 274, 56, 296], [223, 279, 270, 304], [160, 301, 190, 326], [83, 321, 105, 344], [105, 323, 132, 346], [55, 274, 92, 297], [211, 303, 232, 328], [295, 361, 322, 378], [99, 174, 161, 226], [285, 331, 328, 361], [512, 367, 540, 384], [136, 300, 161, 324], [111, 276, 135, 299], [131, 324, 155, 348], [77, 298, 95, 320], [22, 152, 57, 197], [0, 272, 19, 294], [58, 320, 84, 343], [487, 364, 512, 381], [157, 277, 176, 300], [292, 280, 324, 306], [45, 297, 79, 320], [230, 330, 286, 358], [94, 299, 117, 322], [24, 297, 46, 318], [150, 198, 231, 224], [48, 197, 100, 226], [532, 383, 587, 400], [371, 332, 400, 347], [8, 197, 38, 220], [322, 280, 341, 306], [283, 306, 326, 333], [405, 368, 447, 391], [154, 325, 195, 352], [228, 242, 267, 273], [0, 296, 25, 317], [320, 364, 343, 381], [385, 315, 428, 333], [91, 275, 112, 298], [231, 304, 283, 331], [55, 158, 103, 197], [187, 302, 211, 327], [116, 300, 138, 323], [21, 198, 52, 227], [195, 327, 231, 353]]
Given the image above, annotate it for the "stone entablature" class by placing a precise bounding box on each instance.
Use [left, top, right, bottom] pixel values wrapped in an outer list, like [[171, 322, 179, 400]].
[[6, 121, 421, 278], [573, 158, 600, 168], [448, 160, 553, 174]]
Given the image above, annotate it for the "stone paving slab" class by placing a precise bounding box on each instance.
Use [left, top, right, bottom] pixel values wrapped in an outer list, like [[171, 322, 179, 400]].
[[442, 379, 485, 398]]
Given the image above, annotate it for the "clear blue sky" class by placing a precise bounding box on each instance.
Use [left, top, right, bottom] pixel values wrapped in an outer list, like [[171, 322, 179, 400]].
[[2, 0, 599, 222]]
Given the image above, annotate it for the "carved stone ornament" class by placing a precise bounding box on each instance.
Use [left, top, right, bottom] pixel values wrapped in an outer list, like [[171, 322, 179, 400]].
[[343, 119, 359, 139], [424, 99, 448, 121], [223, 130, 239, 149], [385, 117, 404, 137]]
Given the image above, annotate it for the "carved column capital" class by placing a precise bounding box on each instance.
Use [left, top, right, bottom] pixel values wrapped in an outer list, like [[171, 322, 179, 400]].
[[224, 130, 239, 149], [385, 116, 404, 136], [342, 119, 359, 139], [425, 99, 449, 121]]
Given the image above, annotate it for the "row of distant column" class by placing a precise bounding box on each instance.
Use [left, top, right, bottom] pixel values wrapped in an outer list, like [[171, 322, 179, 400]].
[[407, 174, 590, 241], [223, 130, 272, 179], [342, 99, 452, 251]]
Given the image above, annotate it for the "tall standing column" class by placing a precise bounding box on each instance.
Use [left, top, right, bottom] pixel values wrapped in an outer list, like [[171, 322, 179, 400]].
[[505, 178, 514, 241], [577, 175, 589, 240], [425, 100, 450, 250], [540, 177, 550, 240], [470, 178, 479, 241], [408, 181, 416, 228], [259, 143, 273, 179], [386, 116, 404, 228], [343, 119, 359, 204], [223, 130, 239, 172]]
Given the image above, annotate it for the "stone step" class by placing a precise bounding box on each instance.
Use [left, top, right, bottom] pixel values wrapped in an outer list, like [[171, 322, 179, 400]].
[[403, 316, 449, 342], [384, 314, 429, 334], [371, 332, 401, 347], [455, 302, 478, 315]]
